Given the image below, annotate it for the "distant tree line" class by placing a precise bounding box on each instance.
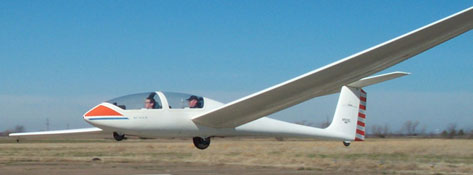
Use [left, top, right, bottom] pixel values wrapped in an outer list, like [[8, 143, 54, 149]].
[[367, 120, 472, 139], [293, 119, 473, 139], [0, 125, 25, 136]]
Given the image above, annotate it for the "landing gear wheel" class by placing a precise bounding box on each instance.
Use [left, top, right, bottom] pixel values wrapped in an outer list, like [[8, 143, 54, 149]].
[[193, 137, 211, 150], [343, 141, 351, 147], [113, 132, 126, 141]]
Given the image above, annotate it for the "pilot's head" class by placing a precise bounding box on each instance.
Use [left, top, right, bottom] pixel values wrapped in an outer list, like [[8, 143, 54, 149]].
[[145, 93, 157, 109], [145, 92, 156, 109], [145, 98, 156, 109], [187, 95, 199, 108], [145, 97, 156, 109]]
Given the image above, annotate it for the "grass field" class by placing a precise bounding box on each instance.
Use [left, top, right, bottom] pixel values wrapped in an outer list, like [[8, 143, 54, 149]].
[[0, 137, 472, 174]]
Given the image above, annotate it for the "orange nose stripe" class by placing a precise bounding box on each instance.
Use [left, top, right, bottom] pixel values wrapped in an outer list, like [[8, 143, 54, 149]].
[[85, 105, 122, 117]]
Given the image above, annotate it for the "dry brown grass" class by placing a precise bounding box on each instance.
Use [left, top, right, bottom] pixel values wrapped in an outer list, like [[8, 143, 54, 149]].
[[0, 137, 472, 174]]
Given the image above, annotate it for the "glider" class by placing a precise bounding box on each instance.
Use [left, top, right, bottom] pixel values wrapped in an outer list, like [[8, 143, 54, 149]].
[[10, 7, 473, 149]]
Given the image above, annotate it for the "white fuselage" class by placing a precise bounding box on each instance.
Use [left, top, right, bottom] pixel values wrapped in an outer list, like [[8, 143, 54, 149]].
[[83, 91, 346, 140]]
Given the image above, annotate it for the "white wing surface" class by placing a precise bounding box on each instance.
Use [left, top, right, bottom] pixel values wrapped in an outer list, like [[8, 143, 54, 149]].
[[193, 7, 473, 128], [9, 127, 103, 137]]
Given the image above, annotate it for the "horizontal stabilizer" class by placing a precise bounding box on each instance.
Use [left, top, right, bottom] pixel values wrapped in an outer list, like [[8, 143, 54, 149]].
[[348, 71, 410, 88]]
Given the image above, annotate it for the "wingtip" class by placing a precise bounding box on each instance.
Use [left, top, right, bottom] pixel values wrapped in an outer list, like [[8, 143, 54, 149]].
[[392, 71, 411, 76]]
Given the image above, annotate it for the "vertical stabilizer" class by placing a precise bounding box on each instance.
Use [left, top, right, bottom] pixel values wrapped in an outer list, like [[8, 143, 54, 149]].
[[326, 86, 367, 141]]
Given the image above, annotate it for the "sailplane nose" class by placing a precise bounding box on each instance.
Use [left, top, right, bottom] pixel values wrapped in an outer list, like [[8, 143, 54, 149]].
[[83, 104, 125, 122]]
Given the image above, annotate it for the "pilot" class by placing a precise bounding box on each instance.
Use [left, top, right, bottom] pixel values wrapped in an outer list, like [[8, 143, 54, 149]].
[[187, 95, 200, 108], [144, 93, 157, 109]]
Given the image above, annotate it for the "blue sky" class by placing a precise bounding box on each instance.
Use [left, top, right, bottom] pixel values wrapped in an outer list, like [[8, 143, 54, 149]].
[[1, 1, 472, 133]]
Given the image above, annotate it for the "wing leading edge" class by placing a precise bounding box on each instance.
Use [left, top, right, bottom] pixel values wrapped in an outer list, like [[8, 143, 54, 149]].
[[193, 7, 473, 128], [9, 127, 103, 137]]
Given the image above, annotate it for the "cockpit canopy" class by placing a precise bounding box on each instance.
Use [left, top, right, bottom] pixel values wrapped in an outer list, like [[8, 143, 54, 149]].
[[106, 91, 204, 110], [164, 92, 204, 109]]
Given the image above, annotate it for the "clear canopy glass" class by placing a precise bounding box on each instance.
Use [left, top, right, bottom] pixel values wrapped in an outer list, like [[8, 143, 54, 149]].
[[107, 92, 162, 110], [162, 92, 204, 109], [106, 91, 204, 110]]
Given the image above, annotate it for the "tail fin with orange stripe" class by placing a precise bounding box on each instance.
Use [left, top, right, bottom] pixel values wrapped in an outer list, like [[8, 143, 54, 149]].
[[325, 72, 410, 143]]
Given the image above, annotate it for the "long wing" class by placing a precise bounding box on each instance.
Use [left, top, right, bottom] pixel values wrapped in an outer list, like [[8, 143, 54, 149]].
[[193, 7, 473, 128], [9, 127, 103, 137]]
